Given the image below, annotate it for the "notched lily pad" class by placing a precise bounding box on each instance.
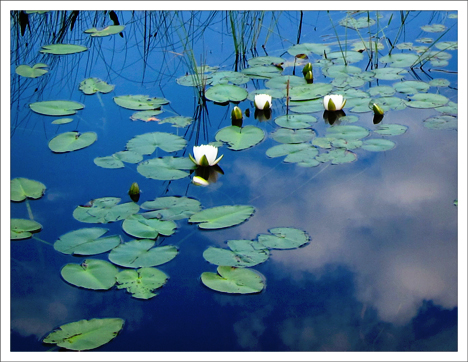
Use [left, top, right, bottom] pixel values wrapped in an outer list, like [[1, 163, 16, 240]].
[[54, 227, 121, 255], [42, 318, 124, 351], [10, 218, 42, 240], [189, 205, 255, 230], [114, 95, 169, 110], [274, 114, 317, 129], [423, 115, 457, 130], [116, 267, 168, 299], [73, 197, 140, 224], [15, 63, 48, 78], [361, 139, 396, 152], [30, 100, 84, 116], [122, 214, 177, 239], [48, 132, 97, 153], [79, 78, 115, 95], [203, 240, 269, 267], [126, 132, 187, 155], [61, 259, 118, 290], [40, 44, 87, 55], [84, 25, 125, 37], [10, 177, 46, 202], [258, 227, 310, 250], [137, 156, 195, 180], [215, 125, 265, 150], [201, 266, 265, 294], [140, 196, 201, 221], [205, 84, 248, 103], [271, 128, 315, 144]]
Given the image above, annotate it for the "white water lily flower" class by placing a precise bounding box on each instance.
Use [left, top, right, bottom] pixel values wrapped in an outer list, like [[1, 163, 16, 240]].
[[323, 94, 346, 111], [254, 94, 272, 110], [190, 144, 223, 167]]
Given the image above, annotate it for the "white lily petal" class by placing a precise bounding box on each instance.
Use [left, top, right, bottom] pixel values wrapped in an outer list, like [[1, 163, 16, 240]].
[[192, 144, 222, 166], [323, 94, 346, 111], [254, 94, 272, 110]]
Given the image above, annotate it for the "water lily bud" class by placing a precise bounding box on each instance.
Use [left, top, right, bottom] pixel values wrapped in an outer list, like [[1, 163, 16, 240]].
[[231, 106, 243, 122], [128, 182, 140, 202], [323, 94, 346, 111], [254, 94, 272, 111], [302, 62, 313, 75], [304, 70, 313, 83], [372, 103, 385, 116], [192, 176, 209, 186]]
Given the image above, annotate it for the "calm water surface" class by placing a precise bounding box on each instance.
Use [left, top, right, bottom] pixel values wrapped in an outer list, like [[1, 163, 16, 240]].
[[8, 9, 459, 353]]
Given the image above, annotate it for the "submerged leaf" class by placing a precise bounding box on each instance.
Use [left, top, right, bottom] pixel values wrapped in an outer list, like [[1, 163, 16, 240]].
[[201, 266, 265, 294], [42, 318, 124, 351]]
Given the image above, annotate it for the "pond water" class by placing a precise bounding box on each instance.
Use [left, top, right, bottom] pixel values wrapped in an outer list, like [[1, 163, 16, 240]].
[[6, 8, 463, 357]]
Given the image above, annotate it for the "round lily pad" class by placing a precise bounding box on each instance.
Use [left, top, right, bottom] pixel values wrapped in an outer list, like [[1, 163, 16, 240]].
[[114, 95, 169, 110], [126, 132, 187, 155], [287, 43, 330, 57], [130, 110, 164, 122], [258, 227, 309, 250], [203, 240, 269, 267], [241, 65, 282, 79], [15, 63, 48, 78], [108, 239, 178, 268], [140, 196, 201, 220], [406, 93, 449, 109], [265, 75, 306, 89], [423, 115, 457, 130], [54, 228, 121, 255], [372, 67, 407, 80], [205, 84, 248, 103], [394, 80, 430, 94], [248, 56, 285, 67], [42, 318, 124, 351], [208, 71, 250, 85], [315, 149, 357, 164], [137, 156, 195, 180], [380, 53, 420, 68], [326, 125, 369, 140], [73, 197, 140, 224], [201, 266, 265, 294], [158, 116, 193, 128], [29, 100, 84, 116], [61, 259, 118, 290], [116, 267, 168, 299], [48, 131, 97, 153], [339, 15, 375, 29], [274, 114, 317, 129], [361, 139, 396, 152], [79, 78, 115, 95], [374, 124, 408, 136], [10, 177, 46, 202], [51, 117, 73, 125], [122, 214, 177, 239], [189, 205, 255, 230], [288, 83, 333, 101], [271, 128, 315, 144], [10, 218, 42, 240], [215, 125, 265, 150]]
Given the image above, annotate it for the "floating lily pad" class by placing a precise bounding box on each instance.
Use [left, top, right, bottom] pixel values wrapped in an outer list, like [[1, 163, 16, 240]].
[[248, 56, 285, 67], [94, 151, 144, 169], [122, 214, 177, 239], [332, 75, 365, 88], [361, 139, 396, 152], [176, 73, 212, 87], [266, 143, 310, 158], [394, 80, 430, 94], [108, 239, 178, 268], [61, 259, 118, 290], [372, 67, 407, 80], [51, 117, 73, 125], [287, 43, 330, 57], [374, 124, 408, 136], [406, 93, 449, 109], [266, 143, 320, 165], [126, 132, 187, 155], [326, 51, 364, 64], [40, 44, 87, 55], [29, 100, 84, 116], [258, 227, 309, 250], [368, 86, 395, 97], [201, 266, 265, 294], [79, 78, 115, 95], [73, 197, 140, 224], [352, 40, 384, 52], [48, 132, 97, 153], [241, 65, 282, 79], [339, 15, 375, 29], [209, 71, 250, 85], [114, 95, 169, 110], [10, 218, 42, 240], [265, 75, 306, 89], [189, 205, 255, 230], [322, 65, 362, 78], [369, 96, 407, 111], [380, 53, 420, 68], [289, 98, 324, 113], [203, 240, 269, 267], [158, 116, 193, 128], [205, 84, 248, 103], [434, 101, 457, 115], [141, 196, 201, 220], [116, 267, 168, 299], [288, 83, 333, 101], [247, 88, 284, 101], [54, 228, 121, 255], [331, 138, 363, 150], [271, 128, 315, 144], [429, 78, 450, 87], [15, 63, 48, 78], [421, 24, 446, 32], [435, 41, 458, 51], [274, 114, 317, 129], [315, 149, 357, 164], [42, 318, 124, 351], [326, 125, 369, 140], [137, 156, 195, 180], [423, 115, 457, 130], [84, 25, 125, 37], [10, 177, 46, 202], [130, 110, 164, 122], [215, 126, 265, 150]]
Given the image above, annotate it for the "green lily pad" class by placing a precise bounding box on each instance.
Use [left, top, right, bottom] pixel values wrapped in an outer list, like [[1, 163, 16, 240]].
[[122, 214, 177, 239], [326, 125, 369, 140], [42, 318, 124, 351], [94, 151, 144, 169], [429, 78, 450, 87], [203, 240, 269, 267], [205, 84, 248, 103], [248, 56, 285, 67], [10, 177, 46, 202], [189, 205, 255, 230], [331, 138, 363, 150], [141, 196, 201, 221], [265, 143, 319, 164], [116, 267, 168, 299], [158, 116, 193, 128], [434, 101, 457, 115], [10, 218, 42, 240], [326, 51, 364, 64], [176, 73, 212, 87], [421, 24, 446, 32], [322, 65, 362, 78], [287, 43, 331, 57], [40, 44, 87, 55], [79, 78, 115, 95], [215, 125, 265, 150], [126, 132, 187, 155], [258, 227, 309, 250], [265, 75, 306, 89], [114, 95, 169, 110], [84, 25, 125, 37], [372, 67, 407, 80], [423, 115, 457, 130], [15, 63, 48, 78], [130, 110, 164, 122], [29, 100, 84, 116], [51, 117, 73, 125], [339, 15, 375, 29], [369, 96, 407, 111], [48, 132, 97, 153], [108, 239, 178, 268], [361, 139, 396, 152], [241, 65, 282, 79], [394, 80, 430, 94], [209, 71, 250, 85], [288, 83, 333, 101], [247, 88, 284, 101], [274, 114, 317, 129], [289, 98, 324, 113], [368, 86, 395, 97], [54, 228, 121, 255], [61, 259, 118, 290], [73, 197, 140, 224], [266, 143, 310, 159], [435, 41, 458, 51], [352, 40, 384, 52], [271, 128, 315, 144], [137, 156, 195, 180], [201, 266, 265, 294], [332, 75, 365, 88], [380, 53, 420, 68], [406, 93, 449, 109], [374, 124, 408, 136], [315, 149, 357, 164]]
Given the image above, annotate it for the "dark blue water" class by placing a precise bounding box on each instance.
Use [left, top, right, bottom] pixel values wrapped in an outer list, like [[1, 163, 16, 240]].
[[8, 10, 459, 354]]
